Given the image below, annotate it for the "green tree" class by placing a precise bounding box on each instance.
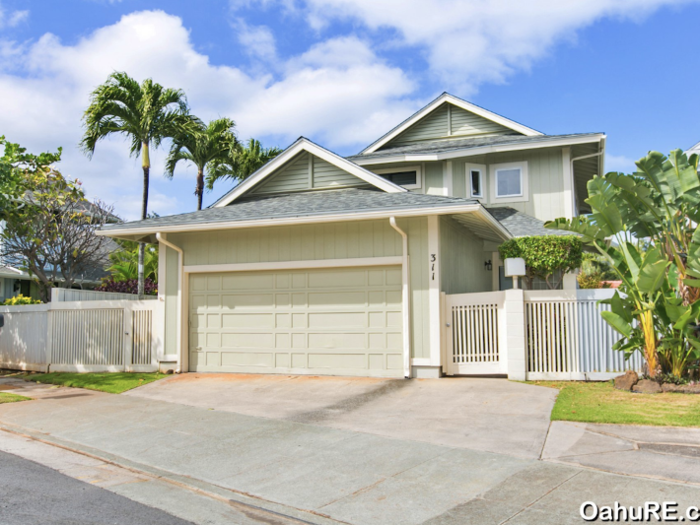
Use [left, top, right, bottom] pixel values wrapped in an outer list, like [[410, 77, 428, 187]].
[[166, 116, 238, 210], [205, 138, 282, 191], [547, 149, 700, 379], [1, 166, 113, 302], [80, 72, 188, 298], [498, 235, 582, 289], [0, 136, 61, 212]]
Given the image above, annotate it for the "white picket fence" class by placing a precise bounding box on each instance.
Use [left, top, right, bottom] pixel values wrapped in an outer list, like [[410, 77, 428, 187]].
[[525, 289, 644, 380], [0, 300, 163, 372], [445, 288, 644, 380], [51, 288, 157, 302]]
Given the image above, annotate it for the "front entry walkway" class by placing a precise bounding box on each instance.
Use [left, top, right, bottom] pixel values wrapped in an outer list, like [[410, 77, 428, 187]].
[[127, 374, 557, 459]]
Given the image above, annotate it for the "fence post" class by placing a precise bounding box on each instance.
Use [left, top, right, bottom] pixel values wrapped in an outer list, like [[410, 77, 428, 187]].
[[123, 304, 133, 372], [504, 289, 527, 381]]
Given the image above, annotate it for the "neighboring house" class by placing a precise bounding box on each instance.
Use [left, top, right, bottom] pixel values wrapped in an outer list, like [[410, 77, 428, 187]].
[[687, 140, 700, 157], [100, 92, 606, 379]]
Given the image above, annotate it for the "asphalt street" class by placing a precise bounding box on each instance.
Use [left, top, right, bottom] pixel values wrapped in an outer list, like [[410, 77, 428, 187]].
[[0, 450, 194, 525]]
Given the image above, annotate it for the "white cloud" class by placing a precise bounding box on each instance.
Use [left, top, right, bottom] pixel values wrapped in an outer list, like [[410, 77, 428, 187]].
[[0, 4, 28, 28], [232, 18, 277, 61], [0, 10, 414, 218], [256, 0, 700, 91]]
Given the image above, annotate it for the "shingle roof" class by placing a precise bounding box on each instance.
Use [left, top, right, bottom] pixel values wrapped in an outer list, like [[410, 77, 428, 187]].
[[486, 207, 571, 238], [102, 188, 479, 233], [349, 133, 604, 161]]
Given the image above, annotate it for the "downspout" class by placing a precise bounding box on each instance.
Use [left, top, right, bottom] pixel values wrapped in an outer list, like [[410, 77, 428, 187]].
[[390, 217, 411, 378], [155, 232, 184, 374]]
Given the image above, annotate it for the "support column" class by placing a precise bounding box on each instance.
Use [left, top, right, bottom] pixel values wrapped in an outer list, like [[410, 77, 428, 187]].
[[504, 288, 527, 380]]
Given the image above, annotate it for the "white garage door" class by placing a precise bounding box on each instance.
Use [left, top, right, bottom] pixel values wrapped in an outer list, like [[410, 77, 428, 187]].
[[188, 266, 404, 377]]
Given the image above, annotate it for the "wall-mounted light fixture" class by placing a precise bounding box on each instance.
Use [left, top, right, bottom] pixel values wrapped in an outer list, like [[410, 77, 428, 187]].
[[484, 260, 492, 271]]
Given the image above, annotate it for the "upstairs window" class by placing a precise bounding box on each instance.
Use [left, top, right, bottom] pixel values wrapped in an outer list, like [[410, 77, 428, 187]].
[[496, 168, 522, 197], [374, 166, 422, 190], [491, 161, 528, 202], [466, 163, 486, 198]]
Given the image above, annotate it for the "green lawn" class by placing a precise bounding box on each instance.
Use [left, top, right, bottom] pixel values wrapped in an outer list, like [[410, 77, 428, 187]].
[[25, 372, 167, 394], [531, 380, 700, 427], [0, 392, 30, 404]]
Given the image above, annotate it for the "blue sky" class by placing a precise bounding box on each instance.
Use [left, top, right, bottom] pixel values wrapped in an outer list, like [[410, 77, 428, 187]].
[[0, 0, 698, 219]]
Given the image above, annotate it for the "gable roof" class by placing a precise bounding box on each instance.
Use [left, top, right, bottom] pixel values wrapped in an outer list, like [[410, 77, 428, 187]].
[[100, 188, 511, 242], [359, 93, 544, 155], [348, 133, 606, 165], [686, 140, 700, 156], [213, 137, 407, 207]]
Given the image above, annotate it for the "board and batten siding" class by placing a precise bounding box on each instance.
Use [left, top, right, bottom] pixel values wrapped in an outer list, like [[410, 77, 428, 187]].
[[384, 103, 513, 148], [161, 217, 433, 363], [439, 216, 492, 295], [252, 151, 367, 195], [449, 147, 567, 222]]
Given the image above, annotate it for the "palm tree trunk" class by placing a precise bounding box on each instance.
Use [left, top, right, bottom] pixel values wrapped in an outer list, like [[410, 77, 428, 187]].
[[196, 168, 204, 211], [138, 142, 150, 300]]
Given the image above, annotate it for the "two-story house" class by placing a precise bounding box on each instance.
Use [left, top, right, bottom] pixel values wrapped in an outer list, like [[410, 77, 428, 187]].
[[100, 93, 606, 379]]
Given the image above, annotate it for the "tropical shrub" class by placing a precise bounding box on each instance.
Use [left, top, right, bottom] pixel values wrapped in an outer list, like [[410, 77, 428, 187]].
[[547, 149, 700, 379], [498, 235, 582, 289], [97, 278, 157, 296], [3, 294, 41, 305], [106, 241, 158, 283]]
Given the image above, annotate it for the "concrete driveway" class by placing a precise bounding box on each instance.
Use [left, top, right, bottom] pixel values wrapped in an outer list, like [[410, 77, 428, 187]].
[[127, 374, 557, 459]]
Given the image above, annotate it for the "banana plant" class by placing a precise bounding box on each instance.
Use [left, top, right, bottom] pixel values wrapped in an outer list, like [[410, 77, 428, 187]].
[[546, 149, 700, 378]]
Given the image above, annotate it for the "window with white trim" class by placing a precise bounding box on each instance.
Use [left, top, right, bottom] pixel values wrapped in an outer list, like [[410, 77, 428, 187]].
[[490, 161, 528, 202], [465, 163, 486, 198], [374, 165, 422, 190], [495, 168, 522, 197]]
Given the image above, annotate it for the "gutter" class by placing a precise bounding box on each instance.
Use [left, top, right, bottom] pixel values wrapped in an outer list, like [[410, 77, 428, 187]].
[[389, 217, 411, 378], [155, 233, 184, 374], [352, 134, 607, 166], [97, 203, 485, 238]]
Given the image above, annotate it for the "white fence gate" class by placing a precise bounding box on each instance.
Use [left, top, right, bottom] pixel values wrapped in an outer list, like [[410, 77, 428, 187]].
[[445, 288, 643, 380], [445, 291, 506, 375], [0, 300, 163, 373]]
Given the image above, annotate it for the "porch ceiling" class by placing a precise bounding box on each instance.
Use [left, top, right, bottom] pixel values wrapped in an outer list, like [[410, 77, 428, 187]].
[[449, 212, 509, 243]]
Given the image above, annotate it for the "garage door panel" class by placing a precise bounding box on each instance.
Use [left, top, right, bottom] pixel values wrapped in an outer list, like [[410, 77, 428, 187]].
[[308, 312, 365, 328], [308, 270, 366, 288], [222, 274, 274, 290], [189, 265, 403, 377], [221, 313, 273, 328], [221, 351, 274, 367], [221, 293, 274, 309], [308, 332, 366, 349], [308, 291, 366, 307], [221, 332, 274, 348]]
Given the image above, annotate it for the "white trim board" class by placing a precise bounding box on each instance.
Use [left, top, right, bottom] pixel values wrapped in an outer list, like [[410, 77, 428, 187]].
[[184, 257, 403, 274], [214, 138, 407, 207], [360, 93, 544, 155], [353, 134, 607, 166]]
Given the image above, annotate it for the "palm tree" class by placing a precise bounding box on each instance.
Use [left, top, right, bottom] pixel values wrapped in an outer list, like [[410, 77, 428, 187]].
[[166, 117, 238, 210], [81, 72, 188, 298], [205, 138, 282, 191]]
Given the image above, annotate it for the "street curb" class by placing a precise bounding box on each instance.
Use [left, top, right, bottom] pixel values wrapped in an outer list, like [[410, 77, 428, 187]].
[[0, 420, 349, 525]]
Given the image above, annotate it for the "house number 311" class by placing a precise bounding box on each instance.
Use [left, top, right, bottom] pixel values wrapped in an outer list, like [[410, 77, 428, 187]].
[[430, 254, 437, 280]]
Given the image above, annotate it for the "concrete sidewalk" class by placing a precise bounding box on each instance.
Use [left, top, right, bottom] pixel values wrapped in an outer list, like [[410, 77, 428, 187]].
[[1, 392, 699, 525], [543, 421, 700, 485]]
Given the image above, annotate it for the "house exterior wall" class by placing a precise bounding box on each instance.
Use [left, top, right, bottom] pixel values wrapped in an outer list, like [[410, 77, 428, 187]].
[[160, 217, 433, 364], [252, 151, 367, 195], [367, 146, 567, 222], [439, 216, 493, 295], [451, 147, 566, 222], [384, 103, 513, 148]]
